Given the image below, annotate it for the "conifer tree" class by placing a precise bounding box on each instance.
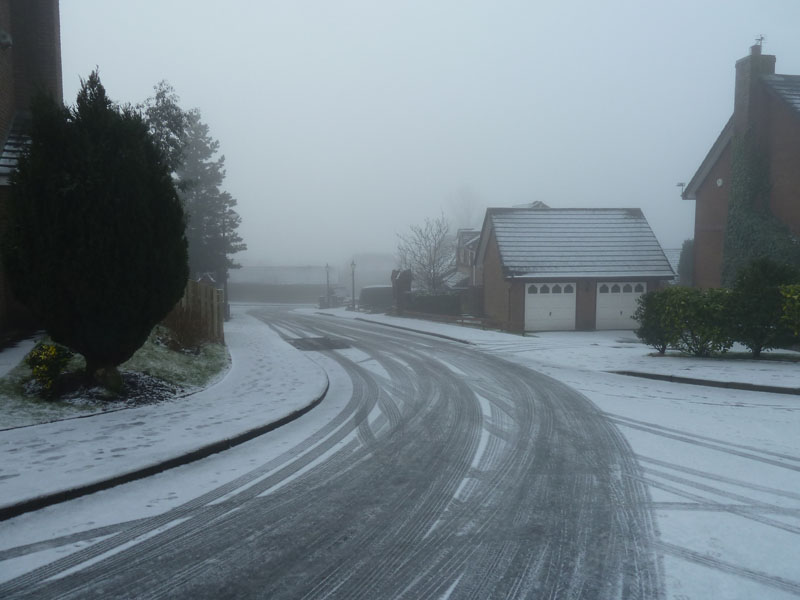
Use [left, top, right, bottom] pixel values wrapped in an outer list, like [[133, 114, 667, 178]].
[[2, 72, 188, 382], [142, 83, 246, 284]]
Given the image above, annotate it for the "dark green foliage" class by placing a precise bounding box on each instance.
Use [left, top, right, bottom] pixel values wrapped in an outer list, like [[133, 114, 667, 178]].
[[142, 84, 246, 281], [721, 132, 800, 286], [2, 72, 188, 377], [633, 288, 680, 354], [729, 258, 800, 356], [780, 284, 800, 336], [634, 286, 732, 357], [668, 287, 733, 357], [677, 238, 694, 286], [179, 110, 246, 278], [407, 293, 461, 316]]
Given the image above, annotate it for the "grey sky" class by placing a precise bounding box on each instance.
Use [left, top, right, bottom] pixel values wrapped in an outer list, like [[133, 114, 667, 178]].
[[59, 1, 800, 267]]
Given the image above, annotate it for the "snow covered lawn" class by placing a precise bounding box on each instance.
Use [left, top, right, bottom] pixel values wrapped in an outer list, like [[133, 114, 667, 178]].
[[0, 308, 328, 513]]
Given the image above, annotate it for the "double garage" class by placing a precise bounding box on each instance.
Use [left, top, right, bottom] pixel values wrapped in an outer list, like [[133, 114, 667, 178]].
[[524, 281, 647, 331]]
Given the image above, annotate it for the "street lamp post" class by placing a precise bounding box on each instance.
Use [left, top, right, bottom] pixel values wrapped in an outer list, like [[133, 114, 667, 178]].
[[350, 260, 356, 311], [325, 263, 331, 308]]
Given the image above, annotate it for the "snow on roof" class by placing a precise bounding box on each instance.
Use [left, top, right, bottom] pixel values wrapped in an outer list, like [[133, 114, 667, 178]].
[[662, 248, 682, 275], [762, 74, 800, 115], [488, 207, 674, 279]]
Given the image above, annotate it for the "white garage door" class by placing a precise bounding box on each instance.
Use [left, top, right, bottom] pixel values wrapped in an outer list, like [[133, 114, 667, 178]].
[[524, 282, 576, 331], [596, 282, 646, 330]]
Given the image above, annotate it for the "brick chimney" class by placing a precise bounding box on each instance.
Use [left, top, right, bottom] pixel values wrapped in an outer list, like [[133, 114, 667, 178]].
[[733, 43, 775, 135], [9, 0, 63, 111]]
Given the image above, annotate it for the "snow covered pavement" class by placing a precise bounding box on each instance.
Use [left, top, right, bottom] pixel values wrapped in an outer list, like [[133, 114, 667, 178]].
[[0, 307, 328, 518]]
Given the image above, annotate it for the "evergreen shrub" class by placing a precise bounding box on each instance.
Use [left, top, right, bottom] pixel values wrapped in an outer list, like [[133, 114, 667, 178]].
[[633, 288, 680, 354], [2, 72, 188, 383], [634, 286, 732, 357], [729, 258, 800, 357]]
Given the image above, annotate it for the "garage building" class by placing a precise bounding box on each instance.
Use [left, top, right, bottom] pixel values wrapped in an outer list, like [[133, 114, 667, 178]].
[[475, 207, 674, 332]]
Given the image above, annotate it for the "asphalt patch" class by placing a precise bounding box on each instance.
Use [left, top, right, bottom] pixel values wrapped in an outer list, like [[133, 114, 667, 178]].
[[288, 337, 351, 351]]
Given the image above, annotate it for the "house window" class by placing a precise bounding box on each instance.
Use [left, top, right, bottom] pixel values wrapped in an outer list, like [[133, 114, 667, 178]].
[[611, 284, 621, 293], [564, 284, 574, 293], [635, 283, 645, 293], [552, 284, 562, 293], [623, 284, 632, 293], [528, 285, 538, 294], [599, 284, 609, 293], [540, 285, 550, 294]]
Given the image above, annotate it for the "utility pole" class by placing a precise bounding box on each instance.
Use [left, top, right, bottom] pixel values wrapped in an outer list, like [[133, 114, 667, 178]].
[[325, 263, 331, 308], [350, 260, 356, 311]]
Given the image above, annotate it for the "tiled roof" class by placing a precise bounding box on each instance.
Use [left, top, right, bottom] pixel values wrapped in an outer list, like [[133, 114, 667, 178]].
[[662, 248, 682, 281], [0, 116, 30, 186], [488, 207, 674, 279], [762, 74, 800, 115]]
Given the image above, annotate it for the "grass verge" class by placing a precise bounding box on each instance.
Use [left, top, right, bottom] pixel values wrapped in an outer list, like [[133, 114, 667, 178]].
[[0, 326, 230, 430]]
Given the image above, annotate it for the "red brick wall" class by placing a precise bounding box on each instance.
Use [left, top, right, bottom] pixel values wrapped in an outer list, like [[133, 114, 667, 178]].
[[734, 46, 775, 136], [0, 0, 61, 334], [575, 279, 596, 330], [481, 230, 512, 327], [692, 143, 732, 289], [508, 280, 524, 332]]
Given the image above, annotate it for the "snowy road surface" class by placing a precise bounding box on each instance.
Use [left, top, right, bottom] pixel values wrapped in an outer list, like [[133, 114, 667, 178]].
[[0, 307, 662, 598]]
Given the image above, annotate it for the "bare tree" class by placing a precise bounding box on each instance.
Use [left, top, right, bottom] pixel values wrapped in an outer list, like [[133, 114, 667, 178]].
[[397, 214, 455, 293]]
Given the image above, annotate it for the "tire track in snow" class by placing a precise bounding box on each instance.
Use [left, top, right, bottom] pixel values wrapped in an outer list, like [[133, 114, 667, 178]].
[[656, 541, 800, 596], [1, 308, 664, 599], [607, 414, 800, 471]]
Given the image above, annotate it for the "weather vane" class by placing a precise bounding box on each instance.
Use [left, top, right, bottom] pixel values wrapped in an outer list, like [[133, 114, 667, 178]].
[[756, 34, 765, 47]]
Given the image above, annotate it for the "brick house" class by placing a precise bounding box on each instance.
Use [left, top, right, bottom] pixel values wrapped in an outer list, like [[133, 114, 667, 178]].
[[474, 207, 674, 332], [0, 0, 62, 331], [454, 228, 480, 285], [682, 43, 800, 288]]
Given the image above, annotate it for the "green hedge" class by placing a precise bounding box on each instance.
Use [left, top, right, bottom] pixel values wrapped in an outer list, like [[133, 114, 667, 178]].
[[780, 284, 800, 336], [729, 258, 799, 357], [633, 287, 681, 354], [635, 258, 800, 357], [634, 286, 732, 357], [635, 286, 733, 357], [407, 293, 461, 316], [668, 287, 733, 357]]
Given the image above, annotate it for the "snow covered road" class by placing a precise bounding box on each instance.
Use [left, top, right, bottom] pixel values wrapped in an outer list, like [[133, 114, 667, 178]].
[[0, 307, 662, 598], [2, 305, 800, 599]]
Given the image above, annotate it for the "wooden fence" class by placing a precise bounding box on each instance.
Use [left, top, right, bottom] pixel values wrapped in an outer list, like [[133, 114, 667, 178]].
[[165, 279, 225, 345]]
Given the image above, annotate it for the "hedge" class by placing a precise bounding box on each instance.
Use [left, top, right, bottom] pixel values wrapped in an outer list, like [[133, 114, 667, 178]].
[[406, 293, 461, 316], [635, 257, 800, 357]]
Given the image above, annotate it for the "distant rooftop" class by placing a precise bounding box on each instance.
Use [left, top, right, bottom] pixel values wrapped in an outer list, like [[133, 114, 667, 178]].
[[485, 207, 674, 279]]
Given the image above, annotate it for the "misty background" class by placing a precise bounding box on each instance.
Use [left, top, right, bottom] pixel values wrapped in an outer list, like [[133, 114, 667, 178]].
[[59, 0, 800, 269]]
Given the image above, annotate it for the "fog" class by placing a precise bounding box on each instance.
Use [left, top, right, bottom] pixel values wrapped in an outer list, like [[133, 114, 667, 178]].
[[60, 1, 800, 267]]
